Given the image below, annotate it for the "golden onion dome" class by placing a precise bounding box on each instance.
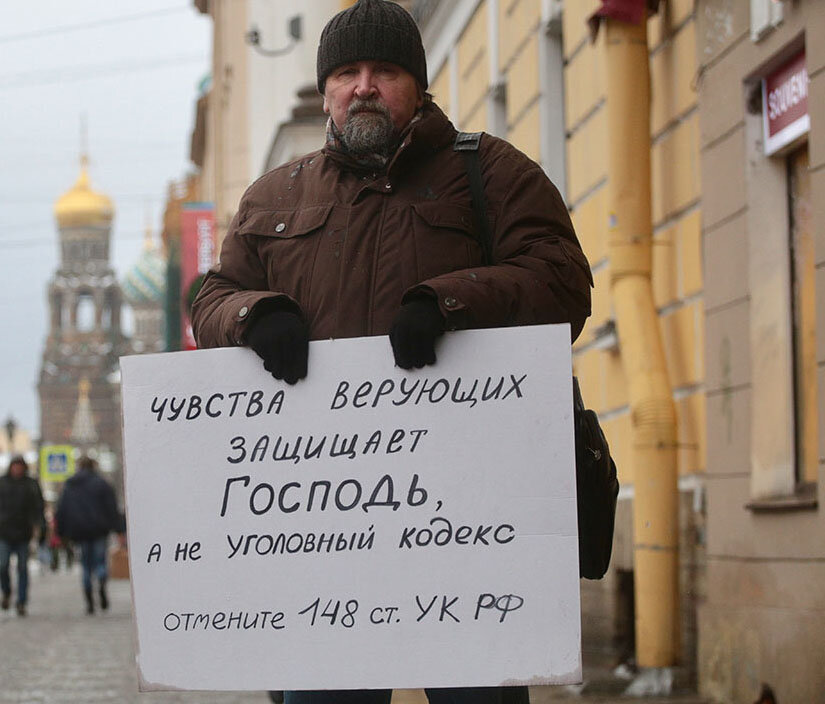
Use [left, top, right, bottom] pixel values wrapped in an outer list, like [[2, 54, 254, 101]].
[[54, 155, 114, 227]]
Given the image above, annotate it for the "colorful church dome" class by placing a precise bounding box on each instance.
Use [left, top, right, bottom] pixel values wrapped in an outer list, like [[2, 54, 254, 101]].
[[54, 155, 114, 228], [122, 228, 167, 306]]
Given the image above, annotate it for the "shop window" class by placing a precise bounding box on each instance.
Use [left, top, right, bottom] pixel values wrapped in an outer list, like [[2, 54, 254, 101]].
[[788, 146, 818, 487]]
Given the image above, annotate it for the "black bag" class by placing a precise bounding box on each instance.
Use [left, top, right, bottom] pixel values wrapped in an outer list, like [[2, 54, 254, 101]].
[[572, 377, 619, 579], [455, 131, 619, 580]]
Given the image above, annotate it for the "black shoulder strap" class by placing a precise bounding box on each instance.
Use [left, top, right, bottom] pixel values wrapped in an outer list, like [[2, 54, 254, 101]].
[[454, 131, 493, 266], [572, 376, 586, 414]]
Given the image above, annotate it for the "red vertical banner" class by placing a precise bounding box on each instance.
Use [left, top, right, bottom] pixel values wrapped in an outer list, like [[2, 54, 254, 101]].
[[180, 203, 216, 350]]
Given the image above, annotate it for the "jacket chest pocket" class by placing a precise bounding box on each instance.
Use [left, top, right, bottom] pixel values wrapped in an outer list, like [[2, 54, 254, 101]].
[[237, 205, 335, 297], [411, 202, 485, 281]]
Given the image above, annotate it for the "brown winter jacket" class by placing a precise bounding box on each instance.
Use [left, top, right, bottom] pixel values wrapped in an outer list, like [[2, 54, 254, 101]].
[[192, 102, 592, 349]]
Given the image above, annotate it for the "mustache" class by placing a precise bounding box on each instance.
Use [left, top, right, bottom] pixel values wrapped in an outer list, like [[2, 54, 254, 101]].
[[347, 99, 391, 119]]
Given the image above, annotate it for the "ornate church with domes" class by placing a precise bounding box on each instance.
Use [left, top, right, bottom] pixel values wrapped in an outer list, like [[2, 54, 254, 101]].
[[38, 153, 166, 497], [122, 225, 166, 354]]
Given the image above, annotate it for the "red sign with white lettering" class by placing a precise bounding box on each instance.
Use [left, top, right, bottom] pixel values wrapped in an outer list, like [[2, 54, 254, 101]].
[[762, 49, 809, 156], [181, 203, 215, 350]]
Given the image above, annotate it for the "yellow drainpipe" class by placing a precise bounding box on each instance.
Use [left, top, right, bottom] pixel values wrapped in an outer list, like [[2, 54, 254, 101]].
[[603, 17, 679, 667]]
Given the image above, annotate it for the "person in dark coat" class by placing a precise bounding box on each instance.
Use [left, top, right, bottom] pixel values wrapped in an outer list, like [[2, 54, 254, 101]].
[[192, 2, 592, 702], [0, 455, 45, 616], [192, 1, 592, 372], [56, 456, 125, 614]]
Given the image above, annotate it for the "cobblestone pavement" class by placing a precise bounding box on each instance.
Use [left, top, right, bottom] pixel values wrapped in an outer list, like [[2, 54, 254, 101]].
[[0, 564, 705, 704], [0, 563, 271, 704]]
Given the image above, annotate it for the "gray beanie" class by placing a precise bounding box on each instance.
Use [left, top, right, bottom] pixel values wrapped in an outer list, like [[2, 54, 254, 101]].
[[317, 0, 428, 93]]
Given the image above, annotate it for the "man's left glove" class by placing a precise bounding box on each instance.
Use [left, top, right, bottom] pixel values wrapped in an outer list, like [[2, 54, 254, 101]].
[[389, 297, 446, 369], [245, 309, 309, 384]]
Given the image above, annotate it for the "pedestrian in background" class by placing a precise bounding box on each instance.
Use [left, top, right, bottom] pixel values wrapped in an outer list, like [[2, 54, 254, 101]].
[[47, 511, 74, 571], [56, 456, 125, 614], [0, 455, 45, 616]]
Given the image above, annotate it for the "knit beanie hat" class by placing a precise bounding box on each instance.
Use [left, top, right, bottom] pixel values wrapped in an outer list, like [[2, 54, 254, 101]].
[[317, 0, 428, 93]]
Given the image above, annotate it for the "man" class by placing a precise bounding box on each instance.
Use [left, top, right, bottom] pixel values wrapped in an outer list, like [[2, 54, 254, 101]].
[[56, 456, 125, 614], [193, 1, 592, 701], [0, 455, 45, 616]]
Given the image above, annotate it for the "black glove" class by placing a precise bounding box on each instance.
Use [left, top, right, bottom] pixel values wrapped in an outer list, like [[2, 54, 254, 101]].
[[389, 298, 445, 369], [245, 309, 309, 384]]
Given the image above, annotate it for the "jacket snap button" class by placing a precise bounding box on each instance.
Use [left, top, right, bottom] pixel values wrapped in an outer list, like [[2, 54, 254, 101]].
[[385, 183, 392, 189], [238, 306, 249, 318], [444, 297, 458, 308], [275, 223, 286, 233]]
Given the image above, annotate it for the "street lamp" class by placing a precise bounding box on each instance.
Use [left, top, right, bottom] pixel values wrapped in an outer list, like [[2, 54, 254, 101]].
[[4, 416, 16, 451], [245, 15, 302, 58]]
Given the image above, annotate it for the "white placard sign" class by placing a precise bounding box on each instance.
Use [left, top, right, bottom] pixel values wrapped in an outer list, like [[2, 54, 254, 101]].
[[121, 325, 581, 692]]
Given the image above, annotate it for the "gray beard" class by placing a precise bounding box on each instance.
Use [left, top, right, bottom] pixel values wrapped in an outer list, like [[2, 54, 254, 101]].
[[340, 100, 396, 156]]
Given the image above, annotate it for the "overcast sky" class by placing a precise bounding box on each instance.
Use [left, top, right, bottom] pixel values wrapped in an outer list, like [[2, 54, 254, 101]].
[[1, 2, 211, 434]]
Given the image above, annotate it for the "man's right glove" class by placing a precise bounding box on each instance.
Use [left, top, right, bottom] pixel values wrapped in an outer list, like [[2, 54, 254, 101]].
[[389, 297, 446, 369], [245, 309, 309, 384]]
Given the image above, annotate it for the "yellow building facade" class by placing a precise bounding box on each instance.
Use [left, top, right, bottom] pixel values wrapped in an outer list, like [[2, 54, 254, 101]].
[[417, 0, 705, 679], [418, 1, 825, 701]]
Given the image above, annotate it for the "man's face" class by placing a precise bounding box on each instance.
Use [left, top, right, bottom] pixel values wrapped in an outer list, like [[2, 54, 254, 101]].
[[9, 462, 25, 479], [323, 60, 423, 155]]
